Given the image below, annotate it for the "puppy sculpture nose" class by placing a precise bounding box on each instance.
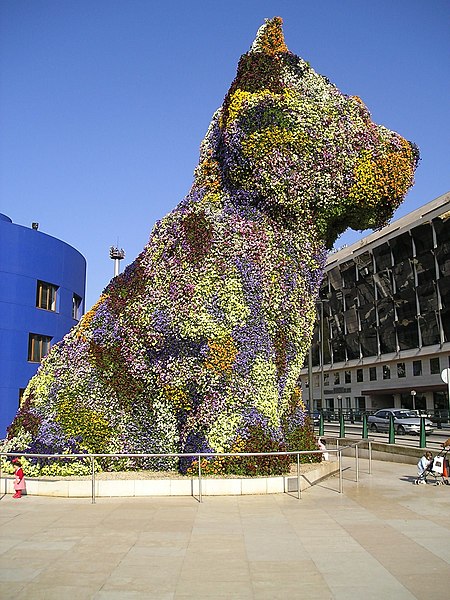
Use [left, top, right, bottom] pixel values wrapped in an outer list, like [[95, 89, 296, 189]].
[[408, 140, 421, 167]]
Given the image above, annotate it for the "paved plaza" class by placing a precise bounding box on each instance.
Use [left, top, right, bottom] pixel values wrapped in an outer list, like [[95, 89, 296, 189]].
[[1, 458, 449, 599]]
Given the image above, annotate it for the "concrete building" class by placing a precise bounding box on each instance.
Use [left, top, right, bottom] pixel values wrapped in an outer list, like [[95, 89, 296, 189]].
[[301, 191, 450, 418], [0, 214, 86, 437]]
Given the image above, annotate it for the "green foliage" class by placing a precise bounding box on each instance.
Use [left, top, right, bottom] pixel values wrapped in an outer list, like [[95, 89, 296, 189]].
[[55, 391, 112, 453], [284, 417, 321, 464]]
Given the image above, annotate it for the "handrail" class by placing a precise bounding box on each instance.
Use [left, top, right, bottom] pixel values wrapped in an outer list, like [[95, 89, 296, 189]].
[[0, 441, 372, 503], [1, 449, 343, 459]]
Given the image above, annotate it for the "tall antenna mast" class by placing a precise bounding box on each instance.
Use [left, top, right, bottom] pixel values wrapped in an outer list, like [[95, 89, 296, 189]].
[[109, 246, 125, 277]]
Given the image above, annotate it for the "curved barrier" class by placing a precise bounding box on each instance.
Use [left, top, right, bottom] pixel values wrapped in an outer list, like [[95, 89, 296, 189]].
[[1, 444, 370, 502]]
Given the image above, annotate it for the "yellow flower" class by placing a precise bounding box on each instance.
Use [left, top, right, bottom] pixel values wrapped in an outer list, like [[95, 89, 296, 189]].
[[163, 385, 191, 411], [242, 126, 295, 160], [349, 139, 415, 207], [76, 294, 108, 340], [204, 336, 237, 375], [194, 157, 222, 192]]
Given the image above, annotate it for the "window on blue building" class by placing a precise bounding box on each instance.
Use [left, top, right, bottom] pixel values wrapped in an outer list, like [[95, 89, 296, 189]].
[[36, 280, 58, 311], [72, 293, 82, 320], [28, 333, 52, 362]]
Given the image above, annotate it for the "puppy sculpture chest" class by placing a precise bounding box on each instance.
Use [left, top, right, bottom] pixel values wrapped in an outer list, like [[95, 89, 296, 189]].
[[7, 18, 418, 470]]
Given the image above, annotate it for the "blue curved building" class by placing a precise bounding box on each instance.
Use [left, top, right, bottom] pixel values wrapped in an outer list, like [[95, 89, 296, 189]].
[[0, 214, 86, 437]]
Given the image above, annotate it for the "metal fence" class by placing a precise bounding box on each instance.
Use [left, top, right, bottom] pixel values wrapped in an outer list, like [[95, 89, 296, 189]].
[[1, 441, 372, 503], [309, 409, 449, 426]]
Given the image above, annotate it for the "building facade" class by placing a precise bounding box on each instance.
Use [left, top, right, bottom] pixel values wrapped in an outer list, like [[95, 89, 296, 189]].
[[300, 191, 450, 417], [0, 214, 86, 437]]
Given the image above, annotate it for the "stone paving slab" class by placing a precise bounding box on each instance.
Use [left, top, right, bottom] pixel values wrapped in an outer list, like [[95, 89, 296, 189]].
[[0, 458, 449, 599]]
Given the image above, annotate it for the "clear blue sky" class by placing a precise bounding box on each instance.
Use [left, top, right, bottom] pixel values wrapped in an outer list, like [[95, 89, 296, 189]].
[[1, 0, 449, 309]]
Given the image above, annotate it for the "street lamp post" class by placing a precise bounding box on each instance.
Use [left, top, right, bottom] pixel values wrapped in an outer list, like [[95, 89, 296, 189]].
[[411, 389, 417, 411], [319, 300, 324, 410], [308, 345, 314, 410], [440, 368, 450, 424], [307, 299, 329, 415], [316, 299, 329, 413]]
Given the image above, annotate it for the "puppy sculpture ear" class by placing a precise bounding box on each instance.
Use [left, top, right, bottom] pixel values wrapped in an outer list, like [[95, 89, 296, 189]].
[[222, 17, 291, 106], [250, 16, 289, 55]]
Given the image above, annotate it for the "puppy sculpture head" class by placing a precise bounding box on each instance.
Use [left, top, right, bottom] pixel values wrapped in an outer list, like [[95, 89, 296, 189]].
[[195, 17, 419, 247]]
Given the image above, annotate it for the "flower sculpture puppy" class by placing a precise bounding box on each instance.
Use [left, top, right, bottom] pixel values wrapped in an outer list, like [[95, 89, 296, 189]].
[[6, 18, 418, 474]]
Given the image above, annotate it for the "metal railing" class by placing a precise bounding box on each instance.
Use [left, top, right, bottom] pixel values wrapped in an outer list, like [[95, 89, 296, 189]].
[[1, 442, 372, 503], [309, 409, 449, 426]]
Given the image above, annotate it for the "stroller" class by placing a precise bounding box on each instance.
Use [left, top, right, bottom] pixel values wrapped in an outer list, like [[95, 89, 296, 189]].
[[414, 444, 450, 486]]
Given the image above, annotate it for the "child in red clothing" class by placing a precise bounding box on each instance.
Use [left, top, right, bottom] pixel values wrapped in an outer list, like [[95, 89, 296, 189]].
[[12, 458, 26, 498]]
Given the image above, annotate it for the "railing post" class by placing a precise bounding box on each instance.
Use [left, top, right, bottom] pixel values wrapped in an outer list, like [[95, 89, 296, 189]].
[[339, 409, 345, 439], [198, 454, 202, 503], [419, 417, 426, 448], [338, 448, 343, 493], [91, 455, 96, 504], [297, 452, 301, 500], [362, 412, 368, 439], [388, 413, 395, 444]]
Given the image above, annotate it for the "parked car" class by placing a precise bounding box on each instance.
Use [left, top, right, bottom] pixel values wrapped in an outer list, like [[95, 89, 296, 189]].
[[307, 410, 320, 425], [368, 408, 434, 435], [410, 409, 432, 419]]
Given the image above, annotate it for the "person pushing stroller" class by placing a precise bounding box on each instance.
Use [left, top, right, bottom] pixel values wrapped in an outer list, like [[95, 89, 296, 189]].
[[415, 451, 433, 485]]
